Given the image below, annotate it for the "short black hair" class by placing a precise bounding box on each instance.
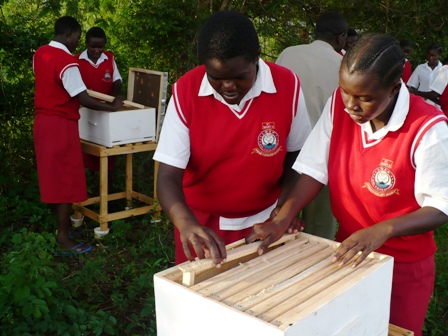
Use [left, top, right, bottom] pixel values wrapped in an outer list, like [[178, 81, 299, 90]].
[[315, 12, 348, 39], [86, 27, 107, 42], [399, 39, 412, 49], [343, 33, 404, 87], [427, 42, 443, 55], [54, 16, 81, 36], [197, 10, 260, 64], [347, 28, 358, 37]]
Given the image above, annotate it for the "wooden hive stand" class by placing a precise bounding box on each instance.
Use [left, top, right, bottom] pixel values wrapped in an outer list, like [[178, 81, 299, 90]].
[[73, 68, 168, 231]]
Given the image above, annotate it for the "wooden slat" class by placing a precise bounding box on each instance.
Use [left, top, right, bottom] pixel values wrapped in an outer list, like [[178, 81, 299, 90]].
[[87, 89, 145, 109], [233, 248, 337, 312], [213, 242, 329, 303], [191, 236, 310, 293], [259, 259, 374, 323], [274, 259, 377, 329], [179, 233, 301, 286], [388, 323, 414, 335]]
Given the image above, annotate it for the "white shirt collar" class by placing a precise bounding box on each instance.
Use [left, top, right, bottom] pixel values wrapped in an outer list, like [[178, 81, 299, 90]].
[[351, 80, 410, 140], [49, 41, 72, 55], [424, 61, 442, 70], [78, 49, 109, 66], [198, 58, 276, 111]]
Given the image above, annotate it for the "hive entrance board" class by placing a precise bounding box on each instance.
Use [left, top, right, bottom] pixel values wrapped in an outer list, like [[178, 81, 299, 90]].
[[154, 233, 394, 336]]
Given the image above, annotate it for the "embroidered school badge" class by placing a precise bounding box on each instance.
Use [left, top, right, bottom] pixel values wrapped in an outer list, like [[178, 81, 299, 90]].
[[103, 70, 112, 82], [252, 122, 282, 157], [363, 158, 399, 197]]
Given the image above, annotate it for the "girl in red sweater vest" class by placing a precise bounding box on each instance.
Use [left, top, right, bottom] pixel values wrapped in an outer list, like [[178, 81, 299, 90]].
[[247, 34, 448, 335]]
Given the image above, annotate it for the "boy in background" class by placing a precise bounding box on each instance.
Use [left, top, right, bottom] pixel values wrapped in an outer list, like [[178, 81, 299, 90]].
[[407, 42, 443, 106], [400, 40, 413, 83], [76, 27, 122, 185], [33, 16, 123, 253]]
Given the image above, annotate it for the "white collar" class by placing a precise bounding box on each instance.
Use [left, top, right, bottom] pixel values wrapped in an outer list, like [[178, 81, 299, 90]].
[[49, 41, 72, 55], [345, 81, 409, 140], [198, 58, 276, 111], [424, 61, 442, 70], [78, 50, 109, 66]]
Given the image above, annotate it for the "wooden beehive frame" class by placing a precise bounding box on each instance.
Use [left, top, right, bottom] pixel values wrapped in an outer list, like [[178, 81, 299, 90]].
[[127, 68, 168, 143], [159, 232, 393, 331]]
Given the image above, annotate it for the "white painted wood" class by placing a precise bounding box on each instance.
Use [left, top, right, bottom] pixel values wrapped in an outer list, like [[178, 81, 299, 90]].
[[78, 106, 156, 147], [154, 233, 394, 336]]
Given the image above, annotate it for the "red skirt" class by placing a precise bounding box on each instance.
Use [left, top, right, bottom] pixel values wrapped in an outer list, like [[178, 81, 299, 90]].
[[34, 114, 88, 203]]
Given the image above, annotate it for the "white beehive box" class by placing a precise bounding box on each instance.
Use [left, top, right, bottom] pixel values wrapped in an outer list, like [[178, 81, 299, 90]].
[[154, 233, 394, 336], [78, 106, 156, 147]]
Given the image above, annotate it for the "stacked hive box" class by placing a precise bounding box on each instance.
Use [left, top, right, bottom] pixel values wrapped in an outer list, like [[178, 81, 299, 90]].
[[154, 233, 394, 336]]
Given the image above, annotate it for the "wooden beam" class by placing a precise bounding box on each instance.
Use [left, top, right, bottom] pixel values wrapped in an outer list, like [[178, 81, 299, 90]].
[[87, 89, 145, 109], [179, 233, 301, 286]]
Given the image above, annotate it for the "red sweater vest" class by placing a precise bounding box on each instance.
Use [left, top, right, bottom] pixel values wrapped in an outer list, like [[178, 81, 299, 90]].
[[329, 89, 447, 262], [402, 59, 412, 83], [76, 51, 115, 95], [34, 45, 80, 120], [173, 62, 301, 218]]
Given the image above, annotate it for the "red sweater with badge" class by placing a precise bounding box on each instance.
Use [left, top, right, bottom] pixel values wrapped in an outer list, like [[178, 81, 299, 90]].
[[33, 45, 80, 120], [76, 51, 115, 95], [173, 62, 301, 218], [328, 89, 447, 262]]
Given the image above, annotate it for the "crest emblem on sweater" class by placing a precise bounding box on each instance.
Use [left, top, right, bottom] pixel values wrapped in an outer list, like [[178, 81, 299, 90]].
[[103, 70, 112, 82], [363, 158, 399, 197], [252, 122, 282, 157]]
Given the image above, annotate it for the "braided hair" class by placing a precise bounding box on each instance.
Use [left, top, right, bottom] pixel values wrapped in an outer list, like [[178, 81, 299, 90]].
[[343, 33, 405, 87]]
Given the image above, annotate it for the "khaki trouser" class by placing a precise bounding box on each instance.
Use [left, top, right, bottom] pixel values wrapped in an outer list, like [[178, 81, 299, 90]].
[[302, 185, 337, 240]]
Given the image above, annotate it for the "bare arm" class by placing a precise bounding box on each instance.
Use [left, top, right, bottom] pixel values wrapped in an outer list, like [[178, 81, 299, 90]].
[[333, 207, 448, 267], [77, 90, 123, 111], [111, 80, 122, 98], [157, 163, 227, 266], [407, 87, 440, 104], [277, 151, 301, 207], [246, 173, 324, 255]]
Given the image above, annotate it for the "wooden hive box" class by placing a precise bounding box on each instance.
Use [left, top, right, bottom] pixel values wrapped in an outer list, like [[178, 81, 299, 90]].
[[78, 105, 156, 147], [154, 233, 394, 336]]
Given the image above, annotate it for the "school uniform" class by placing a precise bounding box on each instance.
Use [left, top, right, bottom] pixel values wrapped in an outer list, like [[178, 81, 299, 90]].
[[430, 64, 448, 116], [408, 61, 443, 107], [153, 59, 312, 263], [33, 41, 88, 203], [294, 83, 448, 335], [402, 59, 412, 83], [76, 50, 122, 171], [76, 50, 122, 94]]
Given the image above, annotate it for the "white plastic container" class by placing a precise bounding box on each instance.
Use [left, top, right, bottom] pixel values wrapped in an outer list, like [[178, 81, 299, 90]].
[[70, 215, 84, 228], [94, 227, 110, 239]]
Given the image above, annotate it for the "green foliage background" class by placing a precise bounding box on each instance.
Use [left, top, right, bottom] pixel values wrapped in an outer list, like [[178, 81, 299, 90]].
[[1, 0, 448, 334]]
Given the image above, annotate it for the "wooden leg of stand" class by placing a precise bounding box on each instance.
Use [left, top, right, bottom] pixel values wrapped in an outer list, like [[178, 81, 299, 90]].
[[126, 153, 132, 208], [99, 155, 108, 231], [153, 160, 159, 202]]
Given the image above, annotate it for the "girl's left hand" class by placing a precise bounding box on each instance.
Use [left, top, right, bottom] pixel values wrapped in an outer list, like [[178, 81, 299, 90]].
[[332, 225, 389, 267]]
